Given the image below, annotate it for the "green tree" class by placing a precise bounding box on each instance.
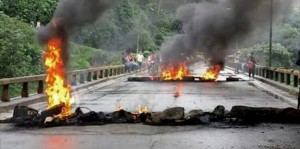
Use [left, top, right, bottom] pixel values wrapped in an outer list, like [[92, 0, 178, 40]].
[[274, 24, 300, 53], [73, 0, 181, 55], [1, 0, 58, 24], [114, 0, 135, 34], [241, 43, 292, 68], [74, 11, 119, 48], [0, 12, 43, 78], [0, 0, 3, 10]]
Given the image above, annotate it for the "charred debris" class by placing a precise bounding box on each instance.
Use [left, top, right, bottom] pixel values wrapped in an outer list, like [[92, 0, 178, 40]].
[[1, 105, 300, 128]]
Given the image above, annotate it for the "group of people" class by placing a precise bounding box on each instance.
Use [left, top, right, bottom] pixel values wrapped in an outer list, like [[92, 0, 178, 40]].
[[122, 52, 144, 72], [122, 51, 159, 71], [233, 51, 256, 79]]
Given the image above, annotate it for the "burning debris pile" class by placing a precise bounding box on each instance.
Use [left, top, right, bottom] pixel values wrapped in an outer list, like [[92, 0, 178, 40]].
[[2, 105, 300, 127], [37, 0, 112, 119], [201, 65, 222, 81], [161, 62, 190, 81], [129, 62, 224, 82], [44, 38, 74, 118]]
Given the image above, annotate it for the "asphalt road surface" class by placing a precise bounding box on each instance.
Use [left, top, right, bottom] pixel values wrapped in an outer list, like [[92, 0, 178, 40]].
[[0, 65, 299, 149]]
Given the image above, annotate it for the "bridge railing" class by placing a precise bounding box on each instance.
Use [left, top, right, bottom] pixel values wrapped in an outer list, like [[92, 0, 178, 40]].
[[227, 62, 299, 89], [0, 65, 126, 102]]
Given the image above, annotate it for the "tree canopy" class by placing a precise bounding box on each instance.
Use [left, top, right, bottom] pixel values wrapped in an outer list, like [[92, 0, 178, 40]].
[[241, 43, 293, 67], [240, 9, 300, 68], [1, 0, 58, 24], [73, 0, 181, 56], [0, 12, 43, 78]]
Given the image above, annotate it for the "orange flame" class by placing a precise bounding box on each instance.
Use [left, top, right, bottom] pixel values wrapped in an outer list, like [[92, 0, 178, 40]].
[[138, 105, 149, 114], [44, 38, 74, 118], [161, 62, 189, 80], [202, 65, 221, 81], [115, 104, 123, 111]]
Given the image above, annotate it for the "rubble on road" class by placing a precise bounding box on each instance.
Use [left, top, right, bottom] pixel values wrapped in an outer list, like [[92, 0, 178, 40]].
[[1, 105, 300, 127]]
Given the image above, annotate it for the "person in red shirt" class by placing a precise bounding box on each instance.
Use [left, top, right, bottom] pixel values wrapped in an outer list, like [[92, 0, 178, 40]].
[[247, 52, 256, 80]]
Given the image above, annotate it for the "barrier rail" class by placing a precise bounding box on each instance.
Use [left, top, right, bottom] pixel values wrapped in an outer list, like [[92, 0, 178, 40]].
[[0, 65, 126, 102], [227, 62, 299, 89]]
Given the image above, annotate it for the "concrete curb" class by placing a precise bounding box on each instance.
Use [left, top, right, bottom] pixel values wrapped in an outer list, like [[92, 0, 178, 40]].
[[0, 73, 135, 113], [225, 66, 298, 107], [248, 82, 297, 107], [254, 76, 298, 95]]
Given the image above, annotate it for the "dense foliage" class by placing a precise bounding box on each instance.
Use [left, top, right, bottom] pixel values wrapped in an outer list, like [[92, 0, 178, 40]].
[[0, 12, 43, 78], [0, 0, 182, 79], [241, 43, 293, 67], [73, 0, 182, 67], [240, 9, 300, 68], [1, 0, 58, 25]]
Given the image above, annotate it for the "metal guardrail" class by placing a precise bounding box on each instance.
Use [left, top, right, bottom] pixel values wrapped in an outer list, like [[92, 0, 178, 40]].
[[227, 62, 299, 88], [0, 65, 126, 102]]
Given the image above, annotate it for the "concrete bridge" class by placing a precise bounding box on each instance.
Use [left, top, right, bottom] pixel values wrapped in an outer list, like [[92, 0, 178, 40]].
[[0, 62, 299, 149]]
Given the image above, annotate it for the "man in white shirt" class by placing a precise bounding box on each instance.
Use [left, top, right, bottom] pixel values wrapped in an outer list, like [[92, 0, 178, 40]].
[[136, 52, 144, 69], [234, 51, 241, 74]]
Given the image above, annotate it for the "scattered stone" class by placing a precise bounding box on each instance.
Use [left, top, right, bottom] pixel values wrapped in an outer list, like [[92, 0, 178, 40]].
[[145, 112, 162, 125], [224, 110, 230, 118], [5, 105, 300, 127], [199, 114, 210, 124], [105, 110, 134, 123], [161, 107, 184, 120], [213, 105, 225, 118], [185, 109, 204, 119], [230, 106, 300, 123], [280, 108, 300, 123]]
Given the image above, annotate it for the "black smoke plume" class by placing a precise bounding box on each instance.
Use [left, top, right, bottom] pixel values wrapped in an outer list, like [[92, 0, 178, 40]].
[[37, 0, 113, 78], [159, 0, 292, 66]]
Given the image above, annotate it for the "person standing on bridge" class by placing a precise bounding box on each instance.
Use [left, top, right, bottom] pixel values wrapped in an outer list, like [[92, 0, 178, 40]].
[[234, 51, 241, 74], [247, 52, 256, 80], [136, 51, 144, 70]]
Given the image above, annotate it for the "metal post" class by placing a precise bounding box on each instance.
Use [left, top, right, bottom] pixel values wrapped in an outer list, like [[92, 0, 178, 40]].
[[269, 0, 273, 67], [136, 33, 140, 53], [2, 84, 10, 102], [21, 82, 29, 97], [37, 80, 44, 94], [157, 0, 162, 14]]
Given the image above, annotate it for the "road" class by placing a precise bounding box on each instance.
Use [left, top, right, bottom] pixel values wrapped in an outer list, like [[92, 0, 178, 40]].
[[0, 64, 299, 149]]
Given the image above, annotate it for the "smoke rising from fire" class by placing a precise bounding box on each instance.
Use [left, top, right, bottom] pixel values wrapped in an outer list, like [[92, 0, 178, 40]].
[[37, 0, 112, 43], [37, 0, 113, 77], [159, 0, 293, 66]]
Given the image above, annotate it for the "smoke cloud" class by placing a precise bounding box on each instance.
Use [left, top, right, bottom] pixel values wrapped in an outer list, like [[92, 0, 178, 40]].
[[37, 0, 112, 44], [37, 0, 114, 78], [159, 0, 293, 66]]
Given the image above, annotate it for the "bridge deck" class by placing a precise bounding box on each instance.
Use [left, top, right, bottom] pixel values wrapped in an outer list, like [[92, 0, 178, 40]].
[[0, 65, 299, 149]]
